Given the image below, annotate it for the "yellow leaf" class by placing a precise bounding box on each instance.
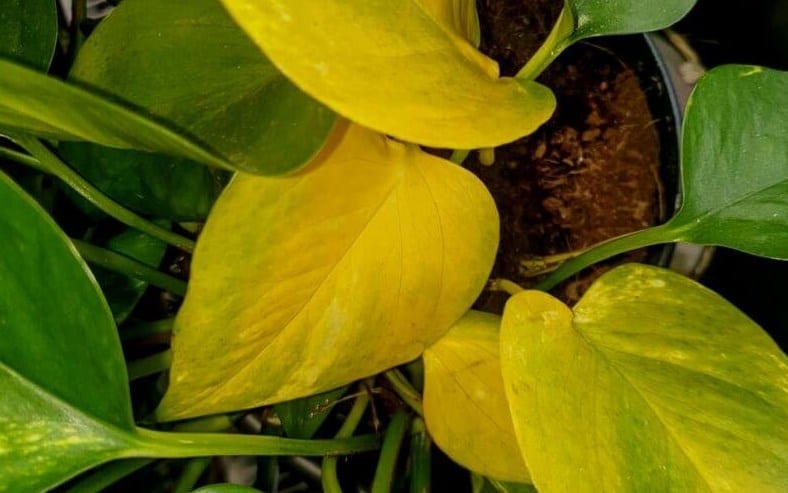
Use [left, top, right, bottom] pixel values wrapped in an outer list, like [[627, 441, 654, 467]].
[[217, 0, 555, 149], [420, 0, 482, 47], [424, 311, 531, 482], [501, 265, 788, 492], [157, 123, 499, 420]]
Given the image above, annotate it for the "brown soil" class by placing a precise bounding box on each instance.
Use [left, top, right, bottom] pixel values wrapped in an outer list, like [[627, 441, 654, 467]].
[[471, 0, 664, 310]]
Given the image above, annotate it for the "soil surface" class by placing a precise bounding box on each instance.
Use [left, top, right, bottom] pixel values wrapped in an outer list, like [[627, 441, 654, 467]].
[[471, 0, 664, 309]]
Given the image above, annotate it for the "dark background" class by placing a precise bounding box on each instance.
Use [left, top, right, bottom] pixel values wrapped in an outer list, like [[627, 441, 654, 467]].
[[676, 0, 787, 350]]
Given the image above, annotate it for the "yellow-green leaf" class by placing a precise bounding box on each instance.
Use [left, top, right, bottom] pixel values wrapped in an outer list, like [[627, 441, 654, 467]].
[[421, 0, 482, 47], [157, 123, 499, 421], [216, 0, 555, 149], [501, 264, 788, 493], [424, 311, 531, 483]]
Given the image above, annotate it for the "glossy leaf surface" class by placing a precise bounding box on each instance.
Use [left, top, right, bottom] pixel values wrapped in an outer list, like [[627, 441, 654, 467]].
[[423, 311, 530, 482], [158, 123, 499, 420], [502, 264, 788, 493], [567, 0, 696, 40], [0, 59, 230, 170], [92, 227, 169, 324], [275, 386, 348, 439], [667, 65, 788, 257], [66, 0, 335, 177], [0, 172, 136, 491], [218, 0, 555, 149], [0, 0, 57, 69]]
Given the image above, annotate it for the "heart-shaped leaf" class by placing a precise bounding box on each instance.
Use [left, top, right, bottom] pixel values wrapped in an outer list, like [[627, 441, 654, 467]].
[[0, 170, 137, 491], [423, 311, 530, 482], [63, 0, 335, 183], [502, 264, 788, 492], [0, 0, 57, 70], [519, 0, 697, 79], [668, 65, 788, 256], [217, 0, 555, 149], [0, 59, 230, 170], [539, 65, 788, 289], [157, 123, 499, 420]]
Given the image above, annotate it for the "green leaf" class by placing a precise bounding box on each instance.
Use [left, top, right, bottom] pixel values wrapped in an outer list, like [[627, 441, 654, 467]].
[[64, 0, 335, 179], [58, 143, 229, 220], [489, 479, 539, 493], [423, 311, 530, 482], [668, 65, 788, 257], [92, 227, 169, 324], [538, 66, 788, 290], [217, 0, 555, 149], [274, 386, 348, 439], [0, 0, 57, 70], [519, 0, 697, 79], [502, 264, 788, 492], [0, 59, 231, 170], [0, 171, 137, 491], [157, 123, 499, 420]]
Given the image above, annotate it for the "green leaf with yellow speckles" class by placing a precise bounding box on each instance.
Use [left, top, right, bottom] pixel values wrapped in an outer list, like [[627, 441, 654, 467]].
[[501, 264, 788, 493], [423, 311, 530, 482], [0, 171, 137, 492]]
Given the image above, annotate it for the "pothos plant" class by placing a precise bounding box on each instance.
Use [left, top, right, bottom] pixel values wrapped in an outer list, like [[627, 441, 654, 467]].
[[0, 0, 786, 492]]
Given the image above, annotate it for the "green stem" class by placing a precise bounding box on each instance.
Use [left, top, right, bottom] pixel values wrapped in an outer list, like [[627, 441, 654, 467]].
[[65, 459, 153, 493], [173, 457, 212, 493], [127, 349, 173, 381], [121, 318, 175, 342], [0, 145, 40, 168], [536, 224, 674, 291], [516, 6, 576, 81], [132, 428, 378, 460], [12, 137, 195, 252], [72, 239, 188, 296], [409, 417, 431, 493], [383, 370, 424, 417], [322, 386, 372, 493], [371, 410, 410, 493], [449, 150, 471, 165]]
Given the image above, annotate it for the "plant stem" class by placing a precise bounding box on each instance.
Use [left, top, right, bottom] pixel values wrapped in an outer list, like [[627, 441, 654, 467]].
[[12, 137, 195, 252], [132, 428, 378, 460], [383, 370, 424, 417], [0, 145, 40, 168], [409, 417, 431, 493], [127, 349, 173, 381], [371, 410, 410, 493], [72, 239, 188, 296], [173, 457, 212, 493], [449, 150, 471, 165], [322, 385, 372, 493], [488, 278, 525, 296], [536, 224, 674, 291], [65, 459, 153, 493], [516, 6, 575, 81], [121, 318, 175, 342]]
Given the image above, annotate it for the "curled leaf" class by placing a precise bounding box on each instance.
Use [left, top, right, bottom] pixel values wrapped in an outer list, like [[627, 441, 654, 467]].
[[157, 123, 499, 420]]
